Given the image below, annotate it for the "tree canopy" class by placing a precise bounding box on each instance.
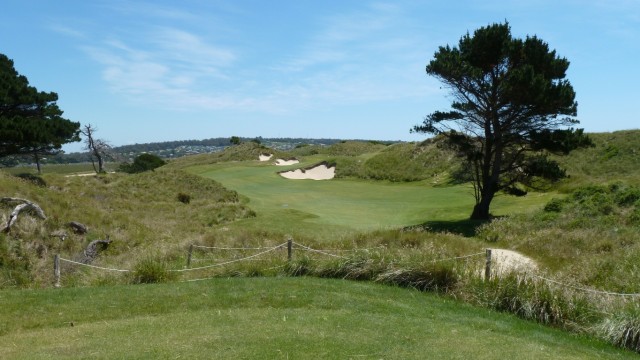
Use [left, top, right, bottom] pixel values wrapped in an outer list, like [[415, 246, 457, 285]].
[[119, 153, 166, 173], [413, 22, 592, 220], [0, 54, 80, 170]]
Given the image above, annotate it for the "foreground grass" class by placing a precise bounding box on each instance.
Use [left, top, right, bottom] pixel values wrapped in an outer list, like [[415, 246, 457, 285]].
[[0, 277, 633, 359]]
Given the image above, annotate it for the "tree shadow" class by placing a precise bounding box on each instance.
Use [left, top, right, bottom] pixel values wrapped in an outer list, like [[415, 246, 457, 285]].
[[407, 219, 490, 238]]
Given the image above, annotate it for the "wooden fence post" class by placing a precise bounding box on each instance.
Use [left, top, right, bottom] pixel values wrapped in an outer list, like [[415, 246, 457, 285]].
[[287, 238, 293, 261], [485, 248, 492, 281], [187, 244, 194, 268], [54, 254, 61, 288]]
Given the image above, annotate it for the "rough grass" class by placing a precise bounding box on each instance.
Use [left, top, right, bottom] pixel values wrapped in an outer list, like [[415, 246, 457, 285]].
[[0, 168, 254, 287], [167, 141, 291, 169], [555, 130, 640, 190]]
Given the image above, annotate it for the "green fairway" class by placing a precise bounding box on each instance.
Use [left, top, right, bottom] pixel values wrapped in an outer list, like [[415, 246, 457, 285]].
[[192, 158, 555, 233], [0, 277, 632, 359]]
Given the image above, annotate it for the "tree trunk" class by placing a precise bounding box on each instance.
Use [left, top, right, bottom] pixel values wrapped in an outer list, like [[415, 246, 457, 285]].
[[34, 152, 42, 174], [81, 237, 111, 264], [97, 154, 104, 173], [470, 201, 491, 220]]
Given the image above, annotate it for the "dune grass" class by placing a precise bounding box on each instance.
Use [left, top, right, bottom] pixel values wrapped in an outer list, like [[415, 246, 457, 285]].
[[0, 277, 633, 359]]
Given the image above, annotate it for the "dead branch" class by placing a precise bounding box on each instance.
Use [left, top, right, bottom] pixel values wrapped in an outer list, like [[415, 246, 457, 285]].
[[68, 221, 88, 235], [1, 197, 46, 233], [81, 236, 112, 264]]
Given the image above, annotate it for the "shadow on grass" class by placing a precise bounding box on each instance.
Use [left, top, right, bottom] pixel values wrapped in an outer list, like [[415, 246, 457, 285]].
[[408, 219, 490, 237]]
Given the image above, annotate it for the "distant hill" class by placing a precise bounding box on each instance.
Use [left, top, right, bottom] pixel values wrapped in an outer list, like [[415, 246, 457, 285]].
[[8, 137, 393, 166]]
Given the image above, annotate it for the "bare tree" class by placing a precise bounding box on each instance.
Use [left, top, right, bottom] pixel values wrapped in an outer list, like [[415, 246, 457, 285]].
[[80, 124, 112, 173]]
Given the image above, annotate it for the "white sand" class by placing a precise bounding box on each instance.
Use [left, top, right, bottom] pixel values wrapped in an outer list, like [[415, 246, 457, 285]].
[[259, 154, 273, 161], [490, 249, 538, 276], [279, 164, 335, 180], [275, 158, 300, 166]]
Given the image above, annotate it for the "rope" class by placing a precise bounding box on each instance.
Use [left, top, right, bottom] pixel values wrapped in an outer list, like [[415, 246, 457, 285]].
[[292, 242, 346, 259], [429, 252, 485, 263], [533, 275, 640, 298], [172, 243, 287, 272], [192, 245, 275, 250], [190, 258, 272, 262], [59, 257, 130, 272]]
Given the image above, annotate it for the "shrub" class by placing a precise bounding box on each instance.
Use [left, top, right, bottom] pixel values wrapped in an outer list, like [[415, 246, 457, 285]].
[[177, 192, 191, 204], [120, 153, 166, 173], [600, 312, 640, 353], [543, 198, 564, 212], [14, 173, 47, 187], [130, 258, 176, 284]]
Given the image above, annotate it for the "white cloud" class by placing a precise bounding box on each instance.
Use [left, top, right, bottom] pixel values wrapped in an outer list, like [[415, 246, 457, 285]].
[[48, 24, 87, 39], [80, 1, 438, 115]]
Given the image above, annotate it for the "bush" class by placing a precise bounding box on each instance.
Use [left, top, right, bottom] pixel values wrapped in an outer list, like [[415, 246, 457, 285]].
[[14, 173, 47, 187], [177, 192, 191, 204], [130, 258, 176, 284], [543, 198, 564, 213], [120, 153, 166, 173]]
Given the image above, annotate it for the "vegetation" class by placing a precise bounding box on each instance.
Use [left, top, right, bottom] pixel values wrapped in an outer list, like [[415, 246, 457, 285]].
[[413, 22, 592, 220], [119, 153, 166, 173], [2, 129, 640, 355], [80, 124, 113, 173], [0, 53, 80, 172], [0, 168, 253, 287]]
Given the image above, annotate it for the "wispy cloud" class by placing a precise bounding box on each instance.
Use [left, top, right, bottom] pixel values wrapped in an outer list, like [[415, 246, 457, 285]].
[[79, 1, 436, 114], [48, 24, 87, 39], [83, 24, 251, 111], [266, 2, 435, 107]]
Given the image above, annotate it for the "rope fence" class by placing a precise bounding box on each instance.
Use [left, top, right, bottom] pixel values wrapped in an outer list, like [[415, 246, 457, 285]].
[[59, 257, 130, 272], [192, 245, 275, 250], [292, 242, 347, 259], [171, 243, 287, 272], [429, 251, 485, 263], [532, 274, 640, 298], [53, 244, 640, 298]]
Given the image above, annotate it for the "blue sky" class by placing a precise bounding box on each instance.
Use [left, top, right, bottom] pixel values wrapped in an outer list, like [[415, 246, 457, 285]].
[[1, 1, 638, 152]]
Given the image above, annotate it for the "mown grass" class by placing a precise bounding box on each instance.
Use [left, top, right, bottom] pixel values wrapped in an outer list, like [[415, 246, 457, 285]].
[[0, 277, 633, 359], [187, 157, 554, 237]]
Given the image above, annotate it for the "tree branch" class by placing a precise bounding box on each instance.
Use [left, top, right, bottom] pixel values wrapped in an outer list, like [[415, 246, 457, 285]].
[[1, 197, 46, 233]]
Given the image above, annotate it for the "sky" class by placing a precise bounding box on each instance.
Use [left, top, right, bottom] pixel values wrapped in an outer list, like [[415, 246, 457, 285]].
[[1, 1, 638, 153]]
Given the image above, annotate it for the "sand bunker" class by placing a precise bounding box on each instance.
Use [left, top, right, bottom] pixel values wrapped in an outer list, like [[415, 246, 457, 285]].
[[259, 153, 273, 161], [279, 163, 335, 180], [275, 158, 300, 166], [490, 249, 538, 277]]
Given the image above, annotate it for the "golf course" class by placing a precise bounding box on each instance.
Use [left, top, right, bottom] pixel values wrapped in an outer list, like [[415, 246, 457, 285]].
[[2, 133, 640, 358]]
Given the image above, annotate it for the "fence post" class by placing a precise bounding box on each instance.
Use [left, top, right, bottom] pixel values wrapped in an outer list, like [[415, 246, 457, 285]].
[[485, 248, 492, 281], [54, 254, 61, 288], [287, 238, 293, 261], [187, 244, 194, 268]]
